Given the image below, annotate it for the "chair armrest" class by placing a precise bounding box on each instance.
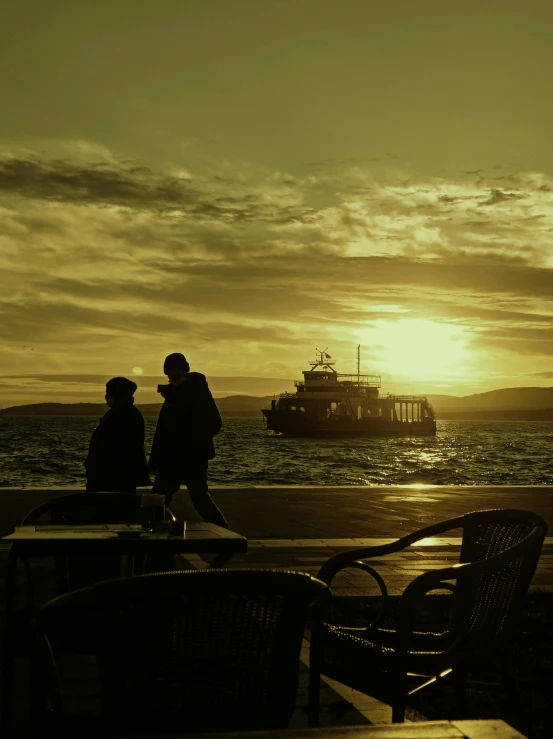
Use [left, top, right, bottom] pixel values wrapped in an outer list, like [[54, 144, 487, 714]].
[[316, 513, 467, 585]]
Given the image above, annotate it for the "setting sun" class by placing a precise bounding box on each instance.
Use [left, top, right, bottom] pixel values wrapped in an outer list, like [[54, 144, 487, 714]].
[[364, 319, 474, 383]]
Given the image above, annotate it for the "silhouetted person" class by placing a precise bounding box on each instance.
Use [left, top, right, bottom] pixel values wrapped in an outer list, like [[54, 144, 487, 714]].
[[85, 377, 150, 493], [149, 353, 229, 528]]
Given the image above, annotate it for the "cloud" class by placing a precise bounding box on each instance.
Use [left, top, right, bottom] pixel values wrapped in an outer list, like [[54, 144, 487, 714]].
[[2, 144, 553, 395], [0, 154, 316, 225], [479, 188, 527, 207], [0, 373, 294, 405]]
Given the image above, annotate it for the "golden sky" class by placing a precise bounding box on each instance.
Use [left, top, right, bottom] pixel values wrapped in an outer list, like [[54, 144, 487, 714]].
[[1, 1, 553, 405]]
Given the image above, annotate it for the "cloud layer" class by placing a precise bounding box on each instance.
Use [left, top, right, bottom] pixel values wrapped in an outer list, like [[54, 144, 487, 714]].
[[1, 145, 553, 403]]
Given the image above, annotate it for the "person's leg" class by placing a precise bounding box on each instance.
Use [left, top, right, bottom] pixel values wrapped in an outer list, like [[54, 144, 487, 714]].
[[151, 469, 183, 508], [184, 461, 230, 529]]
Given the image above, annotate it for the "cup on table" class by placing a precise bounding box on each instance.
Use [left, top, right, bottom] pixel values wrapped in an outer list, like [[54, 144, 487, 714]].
[[139, 493, 167, 532]]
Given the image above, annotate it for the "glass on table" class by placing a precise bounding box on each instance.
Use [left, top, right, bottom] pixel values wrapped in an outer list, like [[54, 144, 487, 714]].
[[139, 493, 170, 532]]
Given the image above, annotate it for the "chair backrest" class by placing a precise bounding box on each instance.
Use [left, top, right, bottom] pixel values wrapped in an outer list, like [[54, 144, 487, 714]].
[[449, 509, 546, 651], [21, 493, 143, 594], [21, 492, 142, 526], [37, 569, 331, 735]]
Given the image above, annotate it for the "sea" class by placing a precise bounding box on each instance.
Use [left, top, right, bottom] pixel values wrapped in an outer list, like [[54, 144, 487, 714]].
[[0, 416, 552, 488]]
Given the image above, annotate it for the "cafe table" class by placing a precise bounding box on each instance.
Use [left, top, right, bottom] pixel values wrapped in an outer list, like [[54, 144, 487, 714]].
[[91, 720, 528, 738], [0, 522, 248, 736], [106, 720, 528, 738]]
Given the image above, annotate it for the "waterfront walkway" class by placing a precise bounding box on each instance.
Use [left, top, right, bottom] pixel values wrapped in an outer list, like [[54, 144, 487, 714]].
[[170, 485, 553, 593], [1, 484, 551, 598]]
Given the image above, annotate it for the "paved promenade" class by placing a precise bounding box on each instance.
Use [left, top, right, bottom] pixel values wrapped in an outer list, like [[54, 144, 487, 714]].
[[1, 485, 552, 592], [170, 485, 553, 593]]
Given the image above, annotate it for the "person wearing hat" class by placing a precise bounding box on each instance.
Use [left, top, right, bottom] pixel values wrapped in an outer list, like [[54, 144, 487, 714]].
[[85, 376, 151, 493], [148, 353, 228, 528]]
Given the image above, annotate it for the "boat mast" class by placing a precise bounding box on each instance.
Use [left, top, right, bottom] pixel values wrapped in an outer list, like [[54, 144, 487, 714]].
[[357, 345, 360, 383]]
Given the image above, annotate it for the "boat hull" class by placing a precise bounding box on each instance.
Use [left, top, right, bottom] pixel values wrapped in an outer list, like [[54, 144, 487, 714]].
[[262, 409, 437, 437]]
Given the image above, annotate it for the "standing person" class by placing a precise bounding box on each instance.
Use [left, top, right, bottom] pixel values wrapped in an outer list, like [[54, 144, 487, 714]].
[[85, 377, 150, 493], [149, 352, 229, 528]]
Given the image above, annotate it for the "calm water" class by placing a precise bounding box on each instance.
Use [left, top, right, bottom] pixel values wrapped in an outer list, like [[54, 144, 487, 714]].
[[0, 416, 552, 488]]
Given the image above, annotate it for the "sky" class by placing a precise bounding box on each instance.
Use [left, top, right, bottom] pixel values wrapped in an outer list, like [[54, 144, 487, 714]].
[[1, 0, 553, 406]]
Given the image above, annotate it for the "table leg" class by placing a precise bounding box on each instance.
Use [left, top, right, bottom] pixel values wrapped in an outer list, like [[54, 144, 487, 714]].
[[210, 552, 233, 568], [119, 555, 135, 578], [1, 545, 19, 737]]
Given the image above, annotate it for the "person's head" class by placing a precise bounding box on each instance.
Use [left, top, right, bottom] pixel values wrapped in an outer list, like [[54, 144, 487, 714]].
[[163, 352, 190, 385], [105, 376, 137, 407]]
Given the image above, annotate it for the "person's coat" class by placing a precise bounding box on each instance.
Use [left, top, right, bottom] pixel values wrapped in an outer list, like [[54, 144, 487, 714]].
[[85, 401, 150, 492], [149, 372, 222, 473]]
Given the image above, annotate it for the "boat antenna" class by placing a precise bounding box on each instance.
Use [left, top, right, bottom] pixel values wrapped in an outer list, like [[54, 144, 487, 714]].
[[357, 344, 360, 383], [315, 347, 327, 365]]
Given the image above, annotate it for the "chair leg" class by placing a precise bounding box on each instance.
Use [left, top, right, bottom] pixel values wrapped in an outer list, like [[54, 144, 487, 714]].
[[308, 667, 321, 726], [29, 635, 63, 738], [392, 696, 406, 723], [307, 629, 321, 727], [1, 548, 18, 738], [391, 671, 407, 723], [500, 653, 516, 715], [29, 633, 44, 738], [453, 666, 468, 717]]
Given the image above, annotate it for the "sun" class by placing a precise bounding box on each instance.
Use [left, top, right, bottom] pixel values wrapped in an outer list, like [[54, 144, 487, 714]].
[[132, 366, 144, 376], [363, 319, 473, 383]]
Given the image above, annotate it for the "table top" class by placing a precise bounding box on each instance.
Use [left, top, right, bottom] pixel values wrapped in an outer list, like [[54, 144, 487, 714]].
[[1, 522, 248, 554], [101, 719, 528, 739]]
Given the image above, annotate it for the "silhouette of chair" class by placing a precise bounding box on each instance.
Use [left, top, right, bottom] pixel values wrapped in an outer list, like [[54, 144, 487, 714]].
[[311, 509, 547, 722], [29, 569, 331, 737], [20, 493, 145, 594]]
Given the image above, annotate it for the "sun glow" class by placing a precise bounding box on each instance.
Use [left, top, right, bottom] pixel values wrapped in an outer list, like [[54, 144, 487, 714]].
[[364, 319, 473, 383]]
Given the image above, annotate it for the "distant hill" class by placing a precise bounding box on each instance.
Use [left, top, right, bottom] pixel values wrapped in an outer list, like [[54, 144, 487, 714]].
[[428, 387, 553, 412], [2, 387, 553, 420], [0, 395, 273, 418], [0, 402, 104, 416]]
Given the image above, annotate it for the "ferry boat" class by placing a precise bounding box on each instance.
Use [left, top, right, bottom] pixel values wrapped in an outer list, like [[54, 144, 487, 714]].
[[262, 348, 436, 437]]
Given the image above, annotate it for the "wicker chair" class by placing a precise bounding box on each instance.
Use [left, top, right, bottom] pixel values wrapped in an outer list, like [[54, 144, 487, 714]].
[[311, 508, 547, 722], [20, 492, 143, 528], [20, 493, 144, 594], [29, 569, 331, 737], [20, 492, 176, 594]]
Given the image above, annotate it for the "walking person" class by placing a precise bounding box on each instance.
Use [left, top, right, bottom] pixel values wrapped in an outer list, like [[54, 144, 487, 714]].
[[149, 352, 229, 528], [85, 376, 150, 493]]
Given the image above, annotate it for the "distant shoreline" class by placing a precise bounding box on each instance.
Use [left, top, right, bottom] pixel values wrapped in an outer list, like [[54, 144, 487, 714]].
[[1, 392, 553, 423], [2, 412, 553, 422], [0, 411, 265, 419]]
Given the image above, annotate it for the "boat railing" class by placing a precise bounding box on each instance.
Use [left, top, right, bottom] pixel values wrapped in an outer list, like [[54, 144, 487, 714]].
[[294, 375, 381, 388], [382, 394, 431, 402], [337, 374, 381, 387]]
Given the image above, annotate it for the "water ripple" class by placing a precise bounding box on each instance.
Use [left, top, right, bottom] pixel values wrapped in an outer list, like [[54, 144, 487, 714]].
[[0, 417, 552, 487]]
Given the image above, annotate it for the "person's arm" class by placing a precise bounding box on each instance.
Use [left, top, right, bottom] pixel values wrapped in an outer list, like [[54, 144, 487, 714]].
[[129, 411, 151, 486], [148, 403, 171, 470], [186, 373, 222, 437]]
